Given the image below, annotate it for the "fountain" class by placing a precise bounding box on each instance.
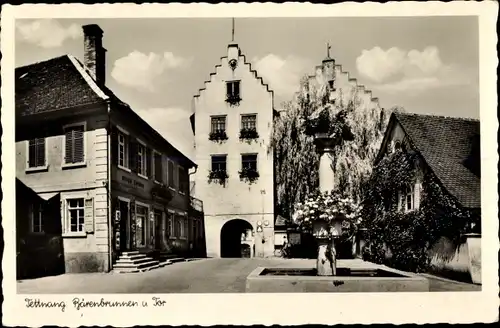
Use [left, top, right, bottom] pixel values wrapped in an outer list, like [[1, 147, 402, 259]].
[[246, 108, 429, 292]]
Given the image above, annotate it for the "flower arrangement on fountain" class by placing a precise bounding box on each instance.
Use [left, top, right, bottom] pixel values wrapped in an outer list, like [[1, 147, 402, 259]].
[[294, 190, 363, 241]]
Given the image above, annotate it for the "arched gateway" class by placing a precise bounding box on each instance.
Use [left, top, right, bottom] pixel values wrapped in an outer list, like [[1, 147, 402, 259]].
[[220, 219, 254, 258]]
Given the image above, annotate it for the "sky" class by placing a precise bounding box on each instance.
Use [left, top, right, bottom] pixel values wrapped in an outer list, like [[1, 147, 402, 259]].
[[15, 17, 479, 159]]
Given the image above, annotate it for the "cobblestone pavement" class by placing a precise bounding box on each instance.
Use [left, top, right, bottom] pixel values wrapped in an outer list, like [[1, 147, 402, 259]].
[[17, 258, 481, 294]]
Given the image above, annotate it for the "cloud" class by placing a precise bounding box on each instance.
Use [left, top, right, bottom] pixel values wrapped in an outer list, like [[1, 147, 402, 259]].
[[16, 19, 81, 48], [356, 46, 469, 94], [253, 54, 311, 98], [111, 51, 192, 92], [135, 107, 194, 160]]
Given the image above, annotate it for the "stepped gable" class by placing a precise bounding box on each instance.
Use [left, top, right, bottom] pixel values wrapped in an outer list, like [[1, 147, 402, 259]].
[[193, 46, 274, 100]]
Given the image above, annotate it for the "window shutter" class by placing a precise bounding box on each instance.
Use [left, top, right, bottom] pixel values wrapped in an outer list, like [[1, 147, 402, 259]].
[[226, 82, 231, 96], [414, 183, 422, 210], [37, 138, 46, 166], [73, 128, 84, 163], [146, 148, 152, 178], [84, 198, 94, 233], [129, 140, 137, 173], [65, 130, 73, 163], [111, 128, 118, 166], [28, 140, 36, 167]]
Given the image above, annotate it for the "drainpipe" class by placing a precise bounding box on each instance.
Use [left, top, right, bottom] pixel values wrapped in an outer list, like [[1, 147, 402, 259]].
[[106, 101, 113, 271]]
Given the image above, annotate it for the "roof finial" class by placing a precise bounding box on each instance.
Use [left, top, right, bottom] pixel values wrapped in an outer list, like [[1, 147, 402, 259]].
[[232, 17, 235, 42], [327, 42, 331, 59]]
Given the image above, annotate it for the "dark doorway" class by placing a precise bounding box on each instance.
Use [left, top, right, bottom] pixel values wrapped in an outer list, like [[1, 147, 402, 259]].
[[220, 219, 253, 258], [241, 244, 251, 258], [118, 200, 129, 251], [154, 210, 162, 250]]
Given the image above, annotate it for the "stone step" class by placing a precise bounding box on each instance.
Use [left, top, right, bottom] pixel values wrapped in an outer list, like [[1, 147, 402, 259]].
[[116, 256, 152, 265], [114, 259, 159, 270], [119, 254, 148, 261], [166, 257, 185, 264], [121, 251, 140, 256]]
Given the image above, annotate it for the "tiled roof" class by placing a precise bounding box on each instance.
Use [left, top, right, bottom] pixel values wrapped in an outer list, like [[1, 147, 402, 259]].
[[15, 55, 106, 117], [15, 54, 196, 168], [395, 113, 481, 209]]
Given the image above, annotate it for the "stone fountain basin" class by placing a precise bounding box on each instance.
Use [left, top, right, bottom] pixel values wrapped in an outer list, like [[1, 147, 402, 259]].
[[246, 263, 429, 293]]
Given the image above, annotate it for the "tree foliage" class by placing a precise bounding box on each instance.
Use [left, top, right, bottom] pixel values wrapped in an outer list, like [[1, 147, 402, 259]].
[[361, 148, 481, 272], [271, 75, 390, 221]]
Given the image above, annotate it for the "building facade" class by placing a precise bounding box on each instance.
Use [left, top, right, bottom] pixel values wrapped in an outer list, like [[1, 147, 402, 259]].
[[191, 43, 276, 258], [306, 49, 381, 111], [15, 24, 205, 274]]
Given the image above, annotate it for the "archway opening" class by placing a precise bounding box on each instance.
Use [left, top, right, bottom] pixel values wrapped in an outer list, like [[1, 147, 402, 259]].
[[220, 219, 254, 258]]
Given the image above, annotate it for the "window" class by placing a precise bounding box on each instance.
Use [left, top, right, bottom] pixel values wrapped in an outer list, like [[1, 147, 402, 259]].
[[153, 152, 163, 183], [242, 154, 257, 171], [167, 211, 175, 239], [211, 155, 227, 172], [67, 198, 85, 232], [167, 160, 175, 189], [241, 114, 257, 130], [118, 132, 128, 168], [136, 205, 148, 246], [328, 80, 335, 91], [175, 216, 182, 238], [211, 116, 226, 133], [176, 215, 187, 239], [400, 185, 415, 212], [137, 143, 147, 176], [28, 138, 46, 169], [178, 167, 188, 194], [226, 81, 240, 98], [64, 124, 85, 165], [30, 203, 44, 233]]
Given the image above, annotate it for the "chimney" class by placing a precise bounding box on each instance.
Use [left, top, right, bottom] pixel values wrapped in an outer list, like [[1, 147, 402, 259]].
[[82, 24, 106, 86]]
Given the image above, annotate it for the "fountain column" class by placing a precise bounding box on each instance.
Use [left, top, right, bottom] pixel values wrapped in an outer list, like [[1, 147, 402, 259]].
[[314, 133, 339, 276], [316, 135, 337, 193]]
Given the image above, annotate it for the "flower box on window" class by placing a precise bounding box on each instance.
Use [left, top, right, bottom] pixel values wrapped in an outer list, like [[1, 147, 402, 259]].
[[239, 128, 259, 141], [208, 169, 229, 186], [209, 130, 228, 142], [238, 167, 260, 184], [226, 93, 242, 106]]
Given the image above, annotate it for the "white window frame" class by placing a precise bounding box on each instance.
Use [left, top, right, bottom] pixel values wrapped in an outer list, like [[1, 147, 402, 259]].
[[399, 185, 415, 213], [62, 121, 87, 169], [178, 212, 188, 240], [167, 210, 176, 239], [136, 139, 148, 180], [211, 154, 227, 172], [63, 195, 87, 236], [226, 80, 241, 98], [152, 149, 163, 185], [25, 138, 49, 172], [135, 201, 149, 247], [241, 153, 258, 171], [240, 114, 257, 130], [30, 203, 44, 234], [167, 159, 176, 191], [117, 126, 131, 173], [210, 115, 227, 134]]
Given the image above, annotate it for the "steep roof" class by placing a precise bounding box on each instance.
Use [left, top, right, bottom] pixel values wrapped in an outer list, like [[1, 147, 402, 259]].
[[15, 54, 196, 168], [392, 113, 481, 209], [15, 55, 107, 117]]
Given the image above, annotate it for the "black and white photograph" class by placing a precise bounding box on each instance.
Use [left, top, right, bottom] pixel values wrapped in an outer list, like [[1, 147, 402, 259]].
[[1, 2, 498, 326]]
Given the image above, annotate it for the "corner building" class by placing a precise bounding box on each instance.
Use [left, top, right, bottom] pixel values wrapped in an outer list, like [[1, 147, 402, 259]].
[[191, 43, 276, 258]]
